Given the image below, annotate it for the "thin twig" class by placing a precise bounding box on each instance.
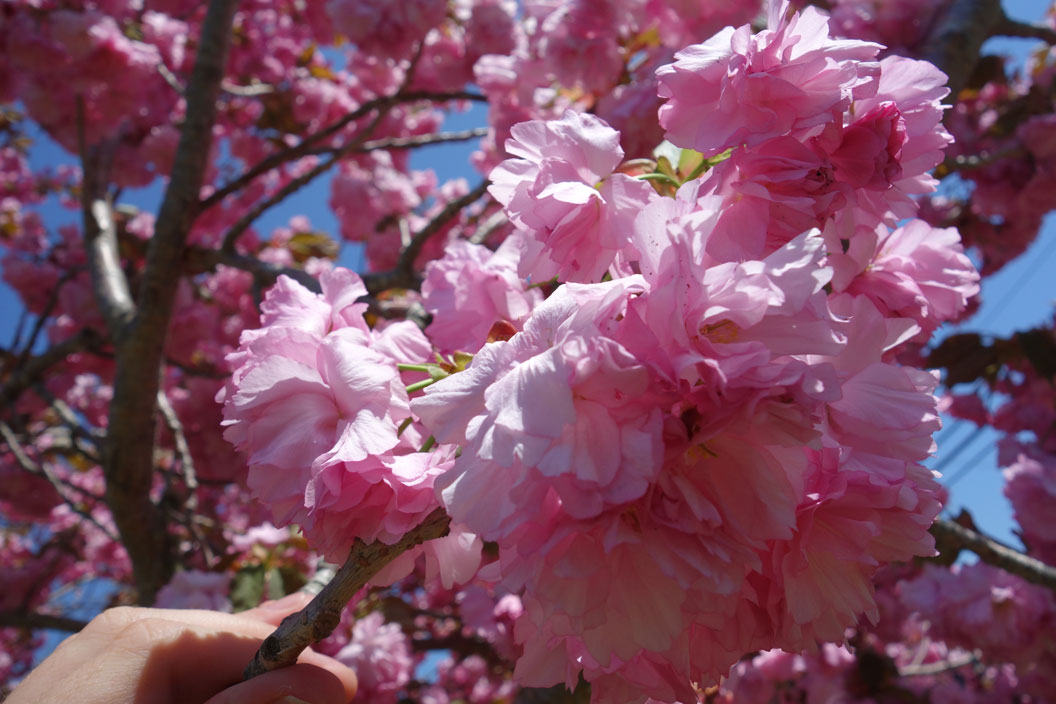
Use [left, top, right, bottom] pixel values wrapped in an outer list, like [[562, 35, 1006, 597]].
[[184, 247, 322, 293], [218, 109, 389, 253], [1, 330, 101, 414], [159, 62, 275, 97], [243, 507, 451, 679], [0, 610, 88, 633], [199, 90, 485, 212], [468, 208, 509, 246], [218, 49, 437, 254], [16, 268, 81, 367], [361, 179, 491, 294], [899, 652, 978, 677], [156, 390, 199, 501], [321, 127, 490, 155], [0, 420, 118, 542], [32, 384, 104, 456], [930, 518, 1056, 591], [157, 63, 185, 95]]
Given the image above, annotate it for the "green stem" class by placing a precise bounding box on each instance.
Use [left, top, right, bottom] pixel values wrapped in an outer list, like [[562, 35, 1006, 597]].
[[419, 435, 436, 453], [396, 417, 413, 437], [526, 276, 559, 290], [635, 172, 681, 188], [397, 363, 432, 373], [406, 378, 435, 394]]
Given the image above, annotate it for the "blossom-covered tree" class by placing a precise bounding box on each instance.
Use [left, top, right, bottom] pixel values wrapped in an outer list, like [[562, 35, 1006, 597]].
[[2, 0, 1056, 701]]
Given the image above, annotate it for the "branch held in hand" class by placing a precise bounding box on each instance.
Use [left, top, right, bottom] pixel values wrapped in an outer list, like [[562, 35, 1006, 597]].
[[243, 507, 451, 679]]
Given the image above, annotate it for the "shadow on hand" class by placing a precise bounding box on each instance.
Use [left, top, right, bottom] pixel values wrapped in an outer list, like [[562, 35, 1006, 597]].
[[133, 628, 264, 704]]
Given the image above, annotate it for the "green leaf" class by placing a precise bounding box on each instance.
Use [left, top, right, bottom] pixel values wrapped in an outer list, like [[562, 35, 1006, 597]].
[[230, 565, 267, 612], [265, 567, 286, 601], [677, 148, 704, 178]]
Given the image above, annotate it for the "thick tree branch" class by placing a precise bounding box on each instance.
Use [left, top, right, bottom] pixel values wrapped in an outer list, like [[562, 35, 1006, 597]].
[[994, 14, 1056, 43], [78, 115, 135, 338], [930, 518, 1056, 591], [0, 610, 88, 633], [923, 0, 1003, 98], [243, 507, 451, 679], [200, 90, 485, 212], [103, 0, 239, 605]]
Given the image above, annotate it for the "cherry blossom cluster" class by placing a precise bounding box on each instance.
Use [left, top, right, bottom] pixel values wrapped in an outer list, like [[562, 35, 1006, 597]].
[[217, 2, 985, 700], [5, 0, 1056, 700]]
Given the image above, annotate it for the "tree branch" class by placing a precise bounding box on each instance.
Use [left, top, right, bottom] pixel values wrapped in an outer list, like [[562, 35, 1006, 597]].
[[468, 208, 509, 246], [16, 268, 81, 367], [156, 390, 199, 504], [994, 13, 1056, 43], [930, 518, 1056, 591], [217, 53, 444, 255], [361, 179, 491, 294], [0, 610, 88, 633], [78, 109, 135, 338], [183, 247, 322, 293], [321, 126, 490, 155], [199, 90, 485, 212], [243, 507, 451, 679], [0, 420, 117, 542], [103, 0, 239, 605], [922, 0, 1004, 98], [899, 652, 978, 677], [1, 330, 101, 413]]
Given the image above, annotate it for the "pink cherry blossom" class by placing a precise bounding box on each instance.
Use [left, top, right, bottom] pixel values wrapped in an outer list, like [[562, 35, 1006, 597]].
[[656, 0, 881, 157], [334, 611, 414, 704], [839, 219, 979, 338], [415, 278, 668, 537], [489, 110, 657, 282], [1004, 450, 1056, 566], [221, 269, 444, 561], [422, 238, 542, 354], [325, 0, 447, 60]]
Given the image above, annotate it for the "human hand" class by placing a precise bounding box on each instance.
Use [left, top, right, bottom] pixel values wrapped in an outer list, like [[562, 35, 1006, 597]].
[[6, 593, 357, 704]]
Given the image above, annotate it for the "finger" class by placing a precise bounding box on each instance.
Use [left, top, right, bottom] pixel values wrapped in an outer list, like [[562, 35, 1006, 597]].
[[240, 592, 314, 626], [124, 617, 357, 703], [89, 615, 355, 704], [203, 662, 355, 704]]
